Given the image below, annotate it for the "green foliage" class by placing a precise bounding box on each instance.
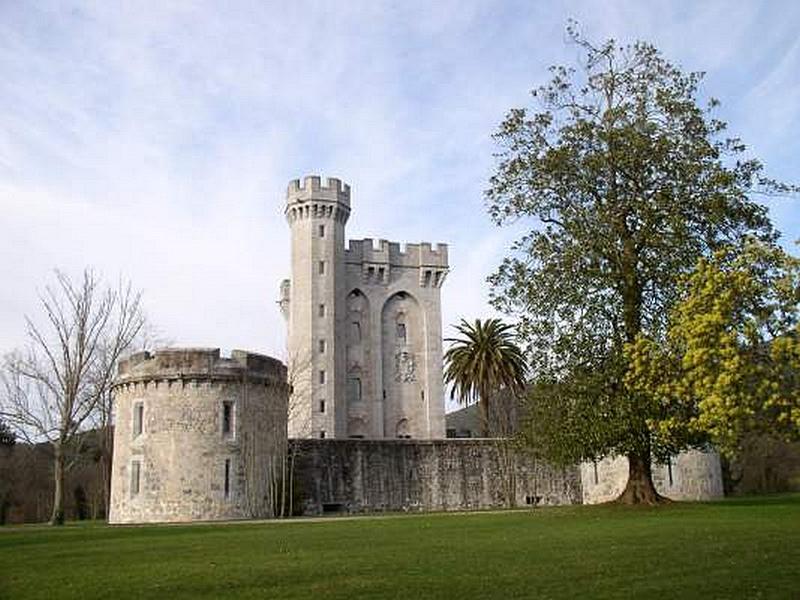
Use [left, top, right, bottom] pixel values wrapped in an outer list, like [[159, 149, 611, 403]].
[[487, 28, 794, 471], [0, 419, 14, 447], [627, 241, 800, 456], [444, 318, 527, 434], [0, 497, 798, 599]]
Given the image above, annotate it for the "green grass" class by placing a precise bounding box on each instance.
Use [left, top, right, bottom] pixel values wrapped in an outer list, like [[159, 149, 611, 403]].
[[1, 495, 799, 600]]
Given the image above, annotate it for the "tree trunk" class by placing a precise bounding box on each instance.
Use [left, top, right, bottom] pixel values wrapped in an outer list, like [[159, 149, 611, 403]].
[[617, 452, 667, 505], [479, 399, 490, 437], [101, 425, 113, 519], [50, 443, 66, 525]]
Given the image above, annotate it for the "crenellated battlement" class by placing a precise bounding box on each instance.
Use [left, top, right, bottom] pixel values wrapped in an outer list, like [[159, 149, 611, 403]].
[[345, 238, 449, 268], [115, 348, 287, 387], [286, 175, 351, 206], [285, 175, 351, 224]]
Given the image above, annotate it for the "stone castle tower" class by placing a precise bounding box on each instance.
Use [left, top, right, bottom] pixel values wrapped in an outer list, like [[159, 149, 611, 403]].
[[280, 176, 448, 439]]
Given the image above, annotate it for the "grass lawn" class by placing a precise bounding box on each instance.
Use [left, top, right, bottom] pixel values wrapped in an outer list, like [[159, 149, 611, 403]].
[[1, 495, 798, 599]]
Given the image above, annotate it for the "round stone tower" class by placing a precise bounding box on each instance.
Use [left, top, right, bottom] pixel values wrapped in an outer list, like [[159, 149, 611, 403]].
[[108, 348, 289, 524], [284, 176, 350, 439]]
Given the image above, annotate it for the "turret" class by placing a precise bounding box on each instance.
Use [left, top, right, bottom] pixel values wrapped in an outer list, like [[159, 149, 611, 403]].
[[284, 175, 351, 439]]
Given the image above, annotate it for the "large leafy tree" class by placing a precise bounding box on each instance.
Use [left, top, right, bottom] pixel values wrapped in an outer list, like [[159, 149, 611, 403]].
[[444, 318, 528, 436], [487, 27, 793, 503]]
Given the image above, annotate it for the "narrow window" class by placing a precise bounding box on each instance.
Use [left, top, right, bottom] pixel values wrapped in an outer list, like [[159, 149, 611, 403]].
[[224, 458, 231, 499], [222, 401, 234, 436], [319, 399, 326, 413], [131, 460, 141, 496], [319, 224, 325, 238], [319, 303, 325, 317], [320, 430, 326, 439], [397, 322, 407, 343], [420, 389, 425, 401], [350, 378, 361, 402], [319, 260, 325, 275], [133, 402, 143, 437], [319, 339, 326, 353], [319, 370, 326, 384]]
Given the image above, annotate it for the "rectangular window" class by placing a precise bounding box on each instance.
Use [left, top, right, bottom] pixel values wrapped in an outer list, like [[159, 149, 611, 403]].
[[319, 260, 325, 275], [319, 399, 326, 413], [224, 458, 231, 499], [397, 323, 407, 343], [319, 370, 326, 384], [319, 224, 325, 237], [320, 430, 326, 439], [319, 339, 326, 353], [133, 403, 143, 437], [222, 401, 234, 436], [319, 303, 325, 317], [350, 378, 361, 402], [131, 460, 141, 496]]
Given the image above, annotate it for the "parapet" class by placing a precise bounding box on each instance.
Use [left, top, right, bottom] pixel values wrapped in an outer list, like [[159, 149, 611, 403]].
[[115, 348, 288, 387], [286, 175, 351, 207], [345, 238, 449, 268]]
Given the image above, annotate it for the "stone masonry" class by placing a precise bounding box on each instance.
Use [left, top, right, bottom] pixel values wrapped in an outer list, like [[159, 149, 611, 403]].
[[580, 450, 724, 504], [108, 348, 289, 524], [280, 176, 448, 440], [290, 439, 582, 514]]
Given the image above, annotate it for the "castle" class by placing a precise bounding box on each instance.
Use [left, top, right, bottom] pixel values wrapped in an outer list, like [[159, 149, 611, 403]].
[[107, 175, 723, 524], [279, 176, 448, 440]]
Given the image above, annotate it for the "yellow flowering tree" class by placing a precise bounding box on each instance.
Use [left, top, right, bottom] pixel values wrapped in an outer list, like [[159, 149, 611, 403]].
[[627, 241, 800, 457]]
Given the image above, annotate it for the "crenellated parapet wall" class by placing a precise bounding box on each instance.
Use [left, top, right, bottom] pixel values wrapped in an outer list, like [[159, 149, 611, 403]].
[[285, 176, 351, 224], [114, 348, 288, 390], [345, 238, 449, 287]]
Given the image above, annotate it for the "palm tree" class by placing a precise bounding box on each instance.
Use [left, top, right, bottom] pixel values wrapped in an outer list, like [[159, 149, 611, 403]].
[[443, 318, 528, 436]]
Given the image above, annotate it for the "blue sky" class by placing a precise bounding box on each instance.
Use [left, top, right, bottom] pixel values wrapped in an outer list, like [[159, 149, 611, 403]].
[[1, 1, 798, 376]]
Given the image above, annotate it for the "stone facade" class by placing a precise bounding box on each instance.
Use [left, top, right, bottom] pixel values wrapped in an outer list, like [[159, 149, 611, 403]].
[[281, 176, 448, 440], [108, 348, 289, 524], [447, 405, 725, 504], [290, 439, 581, 514], [580, 450, 724, 504]]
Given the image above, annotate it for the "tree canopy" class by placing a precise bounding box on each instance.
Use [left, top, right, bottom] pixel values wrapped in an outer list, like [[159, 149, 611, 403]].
[[0, 419, 14, 447], [627, 240, 800, 457], [487, 27, 796, 503]]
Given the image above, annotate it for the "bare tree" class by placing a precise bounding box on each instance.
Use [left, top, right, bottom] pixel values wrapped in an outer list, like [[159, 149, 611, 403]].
[[274, 347, 313, 517], [0, 269, 145, 525]]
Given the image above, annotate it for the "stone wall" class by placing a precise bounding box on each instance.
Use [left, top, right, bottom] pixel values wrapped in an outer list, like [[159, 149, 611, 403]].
[[290, 439, 582, 515], [109, 348, 289, 524], [580, 449, 724, 504]]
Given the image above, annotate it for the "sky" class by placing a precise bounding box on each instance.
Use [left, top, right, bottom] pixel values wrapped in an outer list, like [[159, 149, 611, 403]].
[[1, 1, 799, 390]]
